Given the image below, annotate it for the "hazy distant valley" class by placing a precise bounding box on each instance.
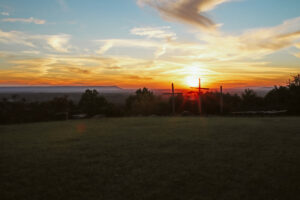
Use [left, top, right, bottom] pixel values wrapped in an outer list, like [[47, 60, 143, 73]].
[[0, 86, 273, 105]]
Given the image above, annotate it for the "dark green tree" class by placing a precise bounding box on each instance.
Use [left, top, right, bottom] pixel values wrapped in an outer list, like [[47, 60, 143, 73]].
[[265, 86, 289, 110], [287, 74, 300, 113], [126, 88, 165, 115], [241, 89, 264, 110], [79, 89, 108, 117]]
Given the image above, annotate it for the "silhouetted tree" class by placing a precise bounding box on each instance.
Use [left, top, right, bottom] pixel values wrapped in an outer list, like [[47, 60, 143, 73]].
[[126, 88, 168, 115], [289, 74, 300, 87], [47, 96, 74, 119], [79, 89, 108, 117], [241, 89, 264, 110], [265, 74, 300, 114], [265, 86, 289, 110], [287, 74, 300, 113]]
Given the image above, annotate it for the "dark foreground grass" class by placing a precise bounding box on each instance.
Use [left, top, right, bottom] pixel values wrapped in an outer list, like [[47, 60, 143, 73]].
[[1, 117, 300, 200]]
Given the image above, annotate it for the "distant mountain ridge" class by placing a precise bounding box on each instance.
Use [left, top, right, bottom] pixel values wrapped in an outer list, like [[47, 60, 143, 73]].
[[0, 86, 124, 93]]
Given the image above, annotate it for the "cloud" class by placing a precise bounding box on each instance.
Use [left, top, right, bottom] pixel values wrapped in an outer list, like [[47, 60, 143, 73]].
[[46, 34, 72, 53], [0, 54, 161, 86], [96, 39, 160, 55], [1, 12, 9, 16], [1, 14, 300, 88], [0, 29, 35, 47], [97, 17, 300, 60], [51, 65, 91, 75], [131, 26, 177, 40], [21, 50, 40, 55], [96, 37, 177, 58], [0, 50, 298, 88], [294, 43, 300, 57], [193, 17, 300, 60], [0, 29, 73, 53], [137, 0, 231, 30], [2, 17, 46, 24], [97, 27, 180, 57], [124, 75, 153, 80], [155, 44, 167, 58], [96, 41, 114, 55]]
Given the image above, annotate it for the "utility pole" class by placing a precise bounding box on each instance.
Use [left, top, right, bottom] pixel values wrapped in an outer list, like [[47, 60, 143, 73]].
[[190, 78, 209, 115], [163, 83, 182, 115], [171, 83, 175, 115], [220, 85, 223, 114], [198, 79, 202, 115]]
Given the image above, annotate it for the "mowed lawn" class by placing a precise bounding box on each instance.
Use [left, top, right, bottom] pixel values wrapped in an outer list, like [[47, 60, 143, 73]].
[[1, 117, 300, 200]]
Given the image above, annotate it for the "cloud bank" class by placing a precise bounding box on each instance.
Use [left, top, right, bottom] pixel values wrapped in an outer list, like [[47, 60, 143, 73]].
[[138, 0, 231, 30]]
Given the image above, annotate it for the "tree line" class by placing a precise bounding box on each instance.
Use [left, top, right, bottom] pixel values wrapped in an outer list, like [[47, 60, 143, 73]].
[[0, 75, 299, 124]]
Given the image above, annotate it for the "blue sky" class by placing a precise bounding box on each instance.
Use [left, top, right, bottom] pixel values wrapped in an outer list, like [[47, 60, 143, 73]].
[[2, 0, 300, 33], [0, 0, 300, 88]]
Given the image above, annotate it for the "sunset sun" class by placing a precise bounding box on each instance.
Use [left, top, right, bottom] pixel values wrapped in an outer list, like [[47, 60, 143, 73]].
[[186, 76, 199, 87], [184, 66, 206, 87]]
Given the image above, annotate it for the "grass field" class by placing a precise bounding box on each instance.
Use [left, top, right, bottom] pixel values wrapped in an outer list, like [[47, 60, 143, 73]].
[[1, 117, 300, 200]]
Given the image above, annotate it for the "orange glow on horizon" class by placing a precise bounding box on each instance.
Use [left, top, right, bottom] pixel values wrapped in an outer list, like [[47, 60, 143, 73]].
[[0, 66, 296, 90], [0, 78, 292, 89]]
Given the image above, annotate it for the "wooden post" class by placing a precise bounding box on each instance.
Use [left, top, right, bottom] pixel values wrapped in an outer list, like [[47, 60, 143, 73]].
[[198, 78, 202, 115], [189, 78, 209, 116], [220, 86, 223, 114], [171, 83, 175, 115], [163, 83, 182, 116]]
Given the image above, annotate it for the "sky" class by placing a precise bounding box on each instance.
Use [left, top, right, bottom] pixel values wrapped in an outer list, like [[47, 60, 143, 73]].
[[0, 0, 300, 89]]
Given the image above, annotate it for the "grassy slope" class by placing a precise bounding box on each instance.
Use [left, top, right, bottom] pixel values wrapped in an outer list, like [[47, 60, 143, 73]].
[[1, 117, 300, 200]]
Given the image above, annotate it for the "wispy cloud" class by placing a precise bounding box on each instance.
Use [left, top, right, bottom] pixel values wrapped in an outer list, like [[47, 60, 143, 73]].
[[96, 39, 160, 55], [0, 54, 159, 86], [46, 34, 72, 53], [97, 27, 176, 57], [138, 0, 232, 30], [21, 50, 40, 55], [192, 17, 300, 61], [0, 49, 299, 88], [131, 26, 176, 40], [294, 43, 300, 58], [97, 17, 300, 60], [1, 12, 9, 16], [0, 29, 35, 47], [2, 17, 46, 24], [0, 29, 72, 53]]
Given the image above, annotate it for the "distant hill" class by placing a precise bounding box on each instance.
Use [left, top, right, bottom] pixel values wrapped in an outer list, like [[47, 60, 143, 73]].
[[0, 86, 273, 104], [0, 86, 132, 104], [0, 86, 125, 93]]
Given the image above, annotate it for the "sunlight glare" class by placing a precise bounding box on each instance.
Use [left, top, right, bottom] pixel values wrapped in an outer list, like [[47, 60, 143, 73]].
[[186, 76, 199, 87], [184, 65, 204, 87]]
